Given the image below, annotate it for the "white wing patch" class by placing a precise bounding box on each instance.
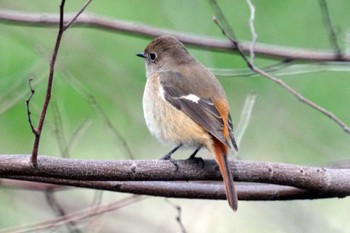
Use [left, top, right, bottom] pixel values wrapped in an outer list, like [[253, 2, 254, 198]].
[[159, 86, 166, 101], [180, 94, 200, 104]]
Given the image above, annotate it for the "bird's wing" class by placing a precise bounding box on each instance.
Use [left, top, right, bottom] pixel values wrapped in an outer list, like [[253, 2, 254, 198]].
[[158, 71, 231, 147]]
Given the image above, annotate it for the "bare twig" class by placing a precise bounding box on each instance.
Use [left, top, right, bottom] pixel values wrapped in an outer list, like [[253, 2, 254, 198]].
[[96, 104, 135, 159], [63, 72, 134, 159], [28, 0, 93, 166], [51, 100, 92, 157], [235, 94, 257, 148], [45, 190, 81, 233], [211, 61, 350, 77], [165, 200, 187, 233], [1, 10, 350, 61], [30, 0, 66, 166], [25, 78, 37, 134], [90, 190, 103, 210], [0, 63, 47, 116], [246, 0, 257, 63], [63, 117, 92, 156], [0, 196, 143, 233], [51, 99, 68, 157], [63, 0, 93, 30], [252, 67, 350, 133], [318, 0, 342, 56], [212, 16, 251, 68], [211, 0, 350, 134]]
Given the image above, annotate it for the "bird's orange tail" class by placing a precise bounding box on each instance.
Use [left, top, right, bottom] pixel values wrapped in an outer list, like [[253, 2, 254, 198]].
[[212, 138, 238, 211]]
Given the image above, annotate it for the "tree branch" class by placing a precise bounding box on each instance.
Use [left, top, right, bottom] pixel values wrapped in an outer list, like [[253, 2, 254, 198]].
[[0, 196, 143, 233], [1, 155, 349, 201], [318, 0, 342, 56], [45, 190, 81, 233], [26, 1, 93, 167], [210, 0, 350, 134], [25, 78, 37, 135], [0, 10, 349, 61], [245, 0, 257, 63], [29, 0, 66, 166]]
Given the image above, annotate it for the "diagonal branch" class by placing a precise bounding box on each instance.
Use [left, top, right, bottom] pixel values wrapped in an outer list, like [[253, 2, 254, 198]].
[[318, 0, 342, 56], [63, 72, 134, 159], [210, 0, 350, 134], [45, 190, 81, 233], [63, 0, 92, 30], [0, 196, 143, 233]]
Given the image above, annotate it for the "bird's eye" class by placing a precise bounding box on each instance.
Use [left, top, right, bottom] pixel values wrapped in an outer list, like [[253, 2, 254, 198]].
[[149, 52, 157, 61]]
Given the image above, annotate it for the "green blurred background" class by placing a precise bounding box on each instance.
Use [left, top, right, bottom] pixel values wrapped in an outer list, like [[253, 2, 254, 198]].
[[1, 0, 350, 232]]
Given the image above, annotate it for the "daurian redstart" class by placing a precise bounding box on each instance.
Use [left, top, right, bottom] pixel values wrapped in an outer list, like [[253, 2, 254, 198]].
[[137, 35, 238, 211]]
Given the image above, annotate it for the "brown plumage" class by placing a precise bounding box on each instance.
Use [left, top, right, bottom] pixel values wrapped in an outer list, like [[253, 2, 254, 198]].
[[138, 35, 238, 211]]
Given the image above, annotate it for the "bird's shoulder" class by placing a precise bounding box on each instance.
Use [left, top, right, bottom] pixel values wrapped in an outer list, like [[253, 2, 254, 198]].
[[157, 65, 224, 100]]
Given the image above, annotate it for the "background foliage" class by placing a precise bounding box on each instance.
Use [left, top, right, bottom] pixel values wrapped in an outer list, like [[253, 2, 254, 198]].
[[0, 0, 349, 232]]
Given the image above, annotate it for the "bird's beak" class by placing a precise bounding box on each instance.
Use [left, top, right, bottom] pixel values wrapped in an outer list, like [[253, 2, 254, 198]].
[[136, 52, 146, 58]]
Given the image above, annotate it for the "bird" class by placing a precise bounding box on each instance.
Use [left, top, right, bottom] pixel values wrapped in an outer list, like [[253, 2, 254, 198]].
[[137, 35, 238, 211]]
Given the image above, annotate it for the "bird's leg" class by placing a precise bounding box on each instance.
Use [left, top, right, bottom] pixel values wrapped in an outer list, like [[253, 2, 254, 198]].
[[161, 144, 183, 171], [188, 146, 202, 159], [161, 143, 183, 160], [187, 146, 204, 168]]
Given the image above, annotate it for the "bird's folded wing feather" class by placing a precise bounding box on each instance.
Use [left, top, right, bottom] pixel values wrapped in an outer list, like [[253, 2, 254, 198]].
[[159, 71, 230, 147], [228, 113, 238, 151]]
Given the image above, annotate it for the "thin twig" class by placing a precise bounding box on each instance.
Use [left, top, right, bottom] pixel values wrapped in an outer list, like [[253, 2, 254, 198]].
[[63, 71, 134, 159], [63, 117, 92, 156], [210, 59, 293, 77], [29, 0, 93, 166], [211, 61, 350, 77], [246, 0, 257, 63], [0, 196, 143, 233], [30, 0, 67, 166], [90, 190, 103, 210], [235, 94, 257, 148], [63, 0, 93, 30], [51, 98, 92, 158], [1, 10, 350, 61], [212, 16, 251, 68], [252, 67, 350, 134], [45, 190, 81, 233], [211, 0, 350, 134], [25, 78, 37, 135], [318, 0, 342, 56], [51, 99, 68, 157], [165, 200, 187, 233]]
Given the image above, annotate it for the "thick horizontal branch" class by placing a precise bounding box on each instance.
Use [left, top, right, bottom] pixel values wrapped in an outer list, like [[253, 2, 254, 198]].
[[1, 177, 341, 201], [0, 10, 349, 61], [1, 155, 350, 200]]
